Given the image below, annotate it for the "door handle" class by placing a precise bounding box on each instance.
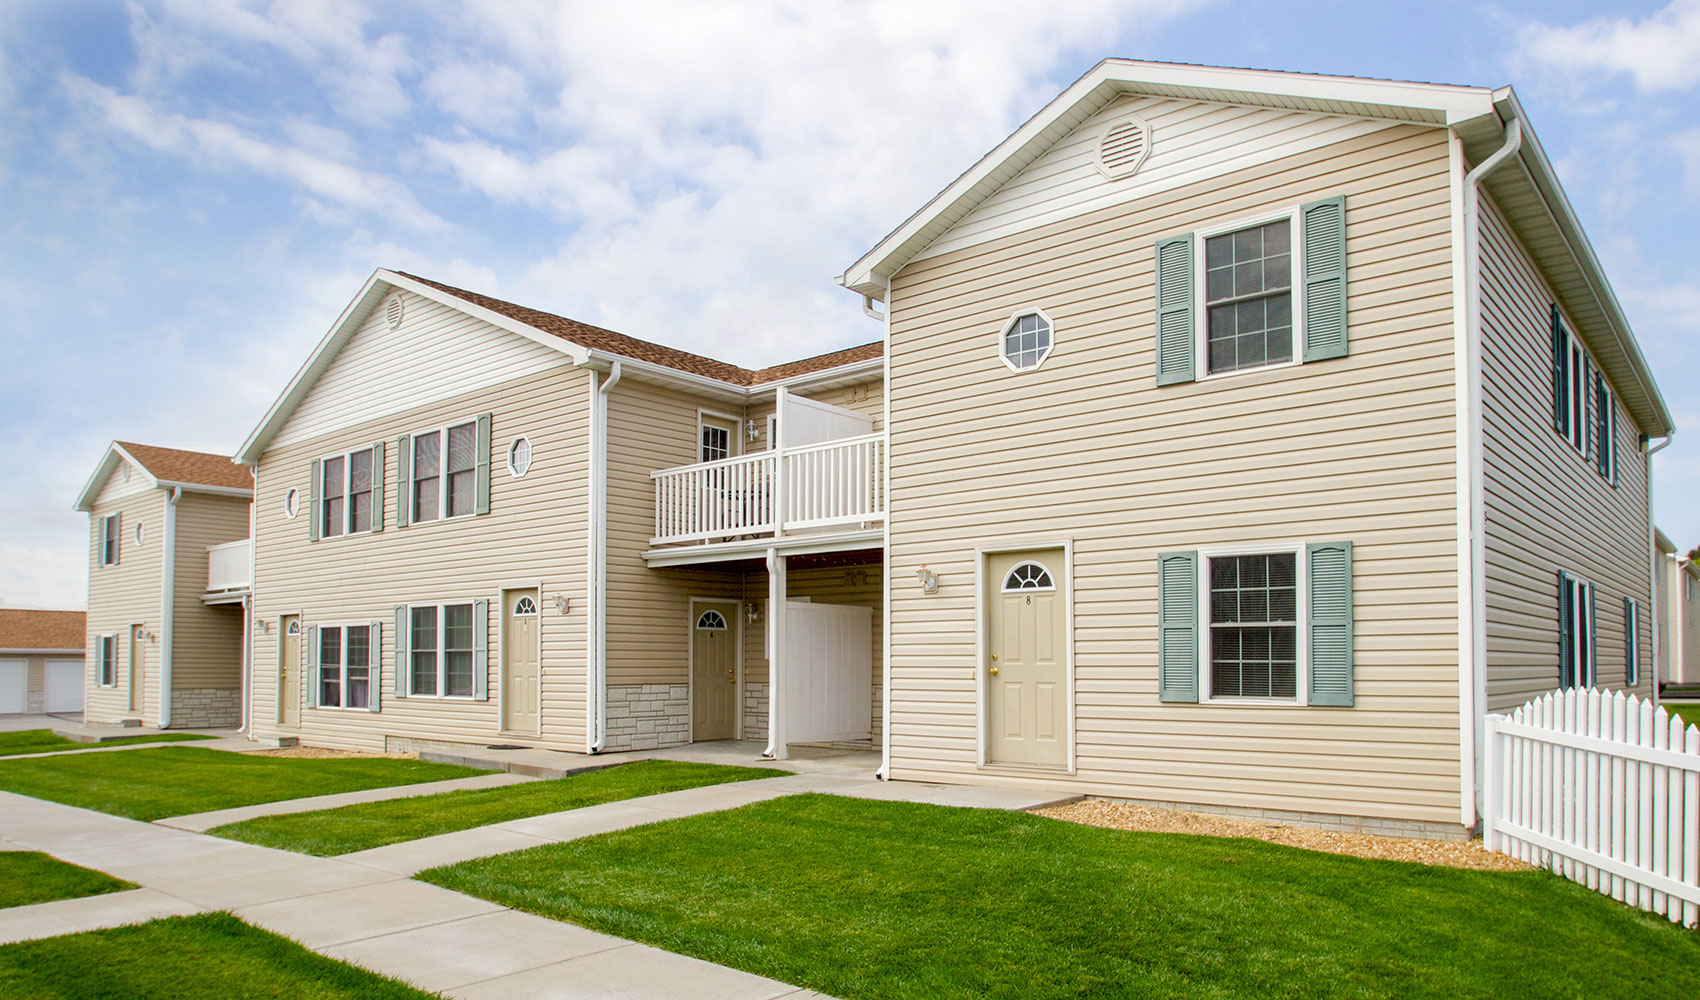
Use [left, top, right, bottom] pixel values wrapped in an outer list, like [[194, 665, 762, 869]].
[[727, 669, 736, 683], [991, 653, 998, 661], [989, 666, 999, 676]]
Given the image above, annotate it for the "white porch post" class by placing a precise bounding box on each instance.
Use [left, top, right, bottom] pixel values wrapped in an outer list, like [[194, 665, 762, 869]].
[[772, 385, 788, 539], [764, 546, 787, 760]]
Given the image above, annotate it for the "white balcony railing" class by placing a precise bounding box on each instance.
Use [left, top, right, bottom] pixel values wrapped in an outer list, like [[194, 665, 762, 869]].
[[206, 539, 252, 592], [652, 433, 885, 545]]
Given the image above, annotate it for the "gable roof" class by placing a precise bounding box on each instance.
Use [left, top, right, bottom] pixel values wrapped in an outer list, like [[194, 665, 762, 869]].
[[236, 269, 883, 463], [74, 441, 254, 512], [0, 609, 86, 652], [839, 58, 1671, 438]]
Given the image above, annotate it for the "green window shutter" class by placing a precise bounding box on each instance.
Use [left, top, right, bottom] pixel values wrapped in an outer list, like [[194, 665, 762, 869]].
[[367, 621, 382, 713], [1300, 195, 1348, 362], [1624, 597, 1636, 686], [113, 514, 120, 565], [472, 597, 490, 701], [1557, 570, 1572, 687], [97, 515, 107, 568], [475, 413, 493, 515], [395, 434, 411, 527], [393, 606, 408, 699], [1306, 541, 1355, 706], [1157, 551, 1199, 703], [1550, 306, 1568, 436], [1153, 235, 1196, 385], [306, 625, 320, 708], [308, 459, 321, 542], [371, 441, 385, 532]]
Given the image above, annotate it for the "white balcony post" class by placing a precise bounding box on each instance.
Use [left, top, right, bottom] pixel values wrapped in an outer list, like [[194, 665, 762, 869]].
[[772, 386, 788, 538], [764, 547, 787, 760]]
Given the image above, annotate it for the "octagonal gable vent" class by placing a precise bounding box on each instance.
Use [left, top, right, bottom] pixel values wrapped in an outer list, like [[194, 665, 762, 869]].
[[385, 295, 405, 329], [1096, 117, 1152, 180]]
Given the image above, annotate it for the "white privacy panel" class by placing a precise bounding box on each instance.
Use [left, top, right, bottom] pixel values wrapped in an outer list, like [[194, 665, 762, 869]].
[[785, 601, 873, 743]]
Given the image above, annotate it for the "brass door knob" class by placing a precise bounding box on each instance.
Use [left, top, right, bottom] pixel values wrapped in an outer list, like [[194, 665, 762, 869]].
[[991, 653, 998, 661], [989, 666, 999, 676], [727, 669, 736, 683]]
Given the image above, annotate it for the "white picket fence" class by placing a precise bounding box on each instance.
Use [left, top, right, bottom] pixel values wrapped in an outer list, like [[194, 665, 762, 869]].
[[1483, 688, 1700, 926]]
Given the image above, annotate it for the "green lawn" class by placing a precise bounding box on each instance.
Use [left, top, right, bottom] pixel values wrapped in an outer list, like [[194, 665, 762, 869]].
[[0, 912, 435, 999], [0, 728, 215, 758], [1666, 701, 1700, 730], [0, 852, 135, 909], [421, 794, 1700, 1000], [0, 746, 488, 821], [209, 759, 779, 855]]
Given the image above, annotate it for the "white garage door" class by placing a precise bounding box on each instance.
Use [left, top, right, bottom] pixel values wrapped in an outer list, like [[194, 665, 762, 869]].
[[0, 659, 24, 714], [45, 659, 84, 713]]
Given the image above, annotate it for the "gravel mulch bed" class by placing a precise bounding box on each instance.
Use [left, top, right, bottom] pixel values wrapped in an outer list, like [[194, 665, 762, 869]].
[[1033, 799, 1530, 872], [251, 746, 412, 760]]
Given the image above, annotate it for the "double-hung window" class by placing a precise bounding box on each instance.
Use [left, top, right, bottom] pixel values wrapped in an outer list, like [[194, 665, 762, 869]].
[[319, 447, 376, 538], [99, 514, 120, 566], [317, 624, 373, 708], [98, 635, 116, 686], [1204, 219, 1294, 375], [1624, 597, 1640, 686], [1549, 306, 1617, 484], [408, 602, 476, 697], [1207, 551, 1299, 699], [1558, 571, 1596, 689], [413, 421, 477, 523]]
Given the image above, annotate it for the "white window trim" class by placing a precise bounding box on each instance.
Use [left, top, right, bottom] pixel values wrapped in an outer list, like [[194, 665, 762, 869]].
[[97, 634, 117, 687], [284, 488, 300, 519], [1193, 205, 1304, 382], [1000, 560, 1057, 592], [1554, 315, 1619, 485], [100, 513, 120, 566], [1625, 597, 1640, 687], [315, 445, 376, 540], [408, 418, 479, 526], [1196, 540, 1310, 707], [996, 307, 1056, 373], [1562, 572, 1596, 689], [696, 409, 741, 464], [315, 622, 374, 711], [507, 435, 533, 479], [406, 600, 479, 699]]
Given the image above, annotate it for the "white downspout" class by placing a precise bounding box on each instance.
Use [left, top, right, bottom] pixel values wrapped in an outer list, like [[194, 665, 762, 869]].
[[877, 276, 893, 780], [588, 361, 622, 752], [1459, 116, 1523, 830], [1647, 433, 1675, 705], [159, 486, 181, 729], [242, 490, 255, 736]]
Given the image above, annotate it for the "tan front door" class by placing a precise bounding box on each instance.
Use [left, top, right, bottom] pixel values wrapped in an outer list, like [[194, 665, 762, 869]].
[[986, 549, 1068, 767], [502, 590, 540, 733], [692, 602, 738, 740], [279, 616, 301, 727], [128, 624, 146, 715]]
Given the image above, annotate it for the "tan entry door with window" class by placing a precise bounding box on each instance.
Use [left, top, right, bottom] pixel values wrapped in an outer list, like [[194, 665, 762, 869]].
[[502, 590, 540, 733], [128, 624, 147, 715], [692, 602, 738, 740], [279, 615, 301, 726], [986, 549, 1068, 767]]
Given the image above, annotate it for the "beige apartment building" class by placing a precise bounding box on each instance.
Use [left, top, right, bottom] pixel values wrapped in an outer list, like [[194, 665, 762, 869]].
[[74, 442, 254, 728], [223, 61, 1669, 839]]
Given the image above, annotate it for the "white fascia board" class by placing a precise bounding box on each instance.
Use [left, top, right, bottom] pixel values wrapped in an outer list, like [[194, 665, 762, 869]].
[[577, 349, 883, 402], [1656, 527, 1676, 554], [0, 648, 84, 655], [155, 481, 254, 500], [1492, 91, 1674, 437], [73, 442, 160, 512], [748, 356, 885, 397], [839, 59, 1496, 297]]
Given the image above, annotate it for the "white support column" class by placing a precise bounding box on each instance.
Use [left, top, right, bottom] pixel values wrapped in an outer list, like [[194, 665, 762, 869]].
[[764, 547, 787, 760], [772, 386, 788, 539]]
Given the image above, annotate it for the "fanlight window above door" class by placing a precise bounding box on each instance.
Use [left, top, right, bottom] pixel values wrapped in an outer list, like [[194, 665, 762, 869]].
[[1002, 562, 1056, 592], [696, 610, 728, 630], [514, 596, 538, 616], [286, 621, 301, 635]]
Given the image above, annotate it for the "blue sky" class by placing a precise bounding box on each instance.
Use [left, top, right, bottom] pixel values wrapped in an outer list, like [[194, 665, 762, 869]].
[[1, 0, 1695, 608]]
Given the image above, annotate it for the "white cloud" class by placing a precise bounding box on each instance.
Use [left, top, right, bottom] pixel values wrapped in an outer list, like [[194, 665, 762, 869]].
[[62, 74, 445, 230], [421, 61, 529, 129], [1520, 0, 1700, 92]]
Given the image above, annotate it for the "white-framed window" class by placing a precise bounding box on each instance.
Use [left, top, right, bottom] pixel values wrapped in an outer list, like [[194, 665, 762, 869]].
[[409, 602, 476, 697], [508, 436, 532, 478], [998, 310, 1054, 371], [284, 488, 300, 519], [1002, 561, 1055, 591], [319, 446, 376, 538], [696, 609, 728, 630], [412, 420, 477, 523], [98, 635, 117, 686], [1592, 372, 1617, 484], [99, 513, 120, 566], [1558, 571, 1595, 689], [1549, 306, 1617, 484], [1200, 212, 1296, 376], [133, 520, 145, 546], [317, 623, 373, 709], [1203, 547, 1301, 702], [1624, 596, 1640, 687], [698, 412, 738, 464], [513, 595, 538, 616]]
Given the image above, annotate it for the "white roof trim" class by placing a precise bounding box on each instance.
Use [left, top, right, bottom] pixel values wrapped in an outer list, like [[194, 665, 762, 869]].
[[73, 442, 158, 512], [839, 59, 1497, 297]]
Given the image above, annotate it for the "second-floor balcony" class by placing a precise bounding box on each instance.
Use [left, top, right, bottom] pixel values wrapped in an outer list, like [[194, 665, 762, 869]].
[[652, 432, 885, 547], [204, 538, 252, 603]]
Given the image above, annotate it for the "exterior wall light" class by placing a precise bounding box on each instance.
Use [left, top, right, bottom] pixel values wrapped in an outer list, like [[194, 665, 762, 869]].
[[553, 594, 570, 615], [746, 601, 761, 624], [915, 565, 938, 595]]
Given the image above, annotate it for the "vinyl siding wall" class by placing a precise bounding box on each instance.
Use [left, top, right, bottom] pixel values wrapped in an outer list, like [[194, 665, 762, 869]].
[[1479, 198, 1653, 711], [85, 490, 164, 724], [169, 493, 250, 693], [885, 123, 1464, 826], [251, 362, 593, 752]]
